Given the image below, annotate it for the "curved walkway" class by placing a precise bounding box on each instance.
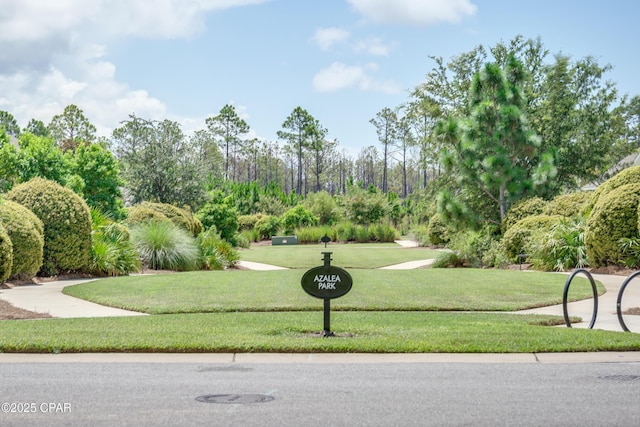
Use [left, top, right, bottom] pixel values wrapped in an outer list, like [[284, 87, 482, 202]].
[[2, 241, 639, 333], [0, 279, 147, 318]]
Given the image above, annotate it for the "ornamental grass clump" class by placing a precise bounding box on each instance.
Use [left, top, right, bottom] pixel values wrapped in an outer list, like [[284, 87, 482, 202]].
[[130, 221, 200, 271]]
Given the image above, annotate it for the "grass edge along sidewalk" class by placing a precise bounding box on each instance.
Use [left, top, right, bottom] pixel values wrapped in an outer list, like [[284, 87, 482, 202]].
[[2, 268, 640, 353]]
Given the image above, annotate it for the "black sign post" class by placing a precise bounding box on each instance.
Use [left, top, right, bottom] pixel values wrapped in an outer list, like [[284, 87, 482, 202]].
[[301, 252, 353, 337]]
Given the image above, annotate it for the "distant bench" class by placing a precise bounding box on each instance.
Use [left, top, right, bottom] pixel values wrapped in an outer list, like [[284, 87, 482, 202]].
[[272, 236, 298, 245]]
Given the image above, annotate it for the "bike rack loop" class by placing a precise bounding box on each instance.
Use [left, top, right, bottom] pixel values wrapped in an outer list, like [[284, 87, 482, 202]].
[[616, 270, 640, 333], [562, 268, 598, 329]]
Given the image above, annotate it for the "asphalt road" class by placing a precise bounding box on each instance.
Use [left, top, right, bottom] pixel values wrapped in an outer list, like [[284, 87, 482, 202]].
[[2, 360, 640, 426]]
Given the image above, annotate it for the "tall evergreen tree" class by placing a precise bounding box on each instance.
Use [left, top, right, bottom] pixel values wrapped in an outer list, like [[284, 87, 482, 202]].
[[23, 119, 50, 137], [113, 115, 207, 209], [277, 107, 318, 195], [47, 104, 96, 151], [0, 111, 20, 137], [437, 55, 556, 226], [370, 107, 397, 193], [206, 104, 249, 180]]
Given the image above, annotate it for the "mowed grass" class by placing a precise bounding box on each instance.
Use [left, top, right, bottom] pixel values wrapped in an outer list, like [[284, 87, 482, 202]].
[[238, 243, 442, 268], [2, 311, 640, 354], [62, 269, 600, 314], [3, 242, 633, 354]]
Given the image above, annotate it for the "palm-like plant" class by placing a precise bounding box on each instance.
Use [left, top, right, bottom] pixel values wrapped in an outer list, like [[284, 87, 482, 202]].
[[89, 209, 140, 276], [531, 218, 587, 271], [197, 228, 239, 270]]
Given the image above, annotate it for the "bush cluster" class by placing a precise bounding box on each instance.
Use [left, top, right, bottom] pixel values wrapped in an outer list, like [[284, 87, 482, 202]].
[[197, 228, 239, 270], [502, 215, 563, 261], [126, 206, 169, 225], [585, 165, 640, 215], [196, 201, 238, 241], [543, 192, 592, 217], [530, 218, 587, 271], [502, 197, 547, 233], [585, 183, 640, 266], [427, 215, 450, 245], [0, 223, 13, 282], [6, 177, 92, 275], [281, 205, 318, 235], [90, 221, 140, 276], [0, 200, 44, 278], [130, 202, 203, 236]]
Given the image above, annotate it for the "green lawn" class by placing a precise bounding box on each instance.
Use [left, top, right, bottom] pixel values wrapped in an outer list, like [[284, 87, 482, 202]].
[[2, 242, 634, 354], [238, 243, 441, 268], [62, 269, 600, 314], [1, 312, 639, 354]]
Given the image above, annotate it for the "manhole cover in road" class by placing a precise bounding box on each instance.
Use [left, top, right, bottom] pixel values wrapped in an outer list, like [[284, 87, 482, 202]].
[[599, 375, 640, 382], [195, 394, 275, 404]]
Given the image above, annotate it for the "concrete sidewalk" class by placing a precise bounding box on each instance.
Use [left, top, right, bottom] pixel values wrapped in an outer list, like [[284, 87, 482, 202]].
[[514, 272, 640, 332], [2, 259, 639, 333], [0, 279, 147, 318]]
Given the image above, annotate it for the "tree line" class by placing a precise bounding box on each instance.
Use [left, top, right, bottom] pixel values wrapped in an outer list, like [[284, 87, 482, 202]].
[[1, 36, 639, 218]]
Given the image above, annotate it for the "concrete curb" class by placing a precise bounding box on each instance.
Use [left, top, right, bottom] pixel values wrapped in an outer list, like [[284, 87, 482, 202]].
[[2, 352, 640, 364]]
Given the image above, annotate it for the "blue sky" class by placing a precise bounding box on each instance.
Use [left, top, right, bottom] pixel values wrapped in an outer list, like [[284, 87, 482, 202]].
[[1, 0, 638, 156]]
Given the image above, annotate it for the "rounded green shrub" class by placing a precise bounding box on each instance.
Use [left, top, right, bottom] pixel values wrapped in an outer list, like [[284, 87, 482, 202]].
[[255, 215, 280, 240], [281, 205, 318, 235], [0, 223, 13, 282], [0, 200, 44, 278], [370, 223, 399, 242], [139, 202, 203, 236], [501, 214, 563, 261], [502, 197, 547, 233], [6, 177, 92, 275], [543, 192, 593, 217], [585, 183, 640, 267], [303, 190, 340, 225], [427, 214, 449, 245], [126, 205, 170, 226], [238, 214, 267, 231], [585, 165, 640, 215], [196, 202, 239, 242]]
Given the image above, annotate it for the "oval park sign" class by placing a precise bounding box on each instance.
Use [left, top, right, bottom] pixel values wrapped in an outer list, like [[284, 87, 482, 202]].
[[301, 265, 353, 299]]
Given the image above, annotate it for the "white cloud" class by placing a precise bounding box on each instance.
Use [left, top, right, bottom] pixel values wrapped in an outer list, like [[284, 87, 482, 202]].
[[312, 62, 402, 94], [353, 36, 393, 56], [312, 27, 351, 51], [0, 0, 269, 136], [312, 28, 393, 57], [346, 0, 477, 26], [0, 45, 167, 136], [0, 0, 270, 43]]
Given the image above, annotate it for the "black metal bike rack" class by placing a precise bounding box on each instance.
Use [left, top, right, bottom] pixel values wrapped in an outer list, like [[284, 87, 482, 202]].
[[616, 271, 640, 332], [562, 268, 599, 329]]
